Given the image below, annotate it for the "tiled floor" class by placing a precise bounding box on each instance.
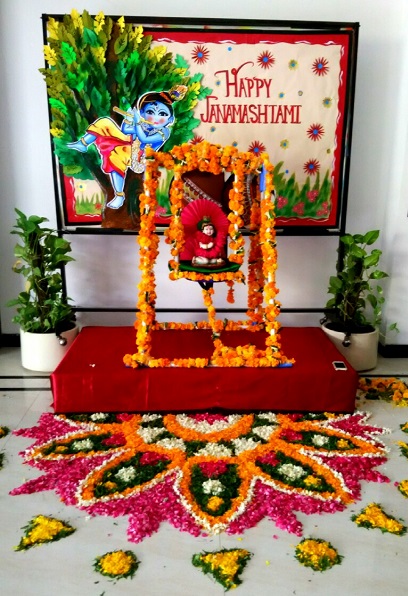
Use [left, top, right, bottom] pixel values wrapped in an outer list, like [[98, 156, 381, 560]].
[[1, 347, 408, 595]]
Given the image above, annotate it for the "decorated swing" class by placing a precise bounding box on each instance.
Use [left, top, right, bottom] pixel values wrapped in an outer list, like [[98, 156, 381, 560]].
[[123, 141, 294, 369]]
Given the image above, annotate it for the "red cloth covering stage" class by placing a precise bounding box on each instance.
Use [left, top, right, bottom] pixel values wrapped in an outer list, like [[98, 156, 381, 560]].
[[51, 326, 358, 413]]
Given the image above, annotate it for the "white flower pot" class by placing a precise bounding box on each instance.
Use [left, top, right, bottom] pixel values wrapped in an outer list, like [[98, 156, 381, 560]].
[[20, 326, 79, 372], [321, 323, 379, 372]]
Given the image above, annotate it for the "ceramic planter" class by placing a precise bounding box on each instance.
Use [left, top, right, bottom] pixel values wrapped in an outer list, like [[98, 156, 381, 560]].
[[20, 326, 79, 372], [321, 323, 379, 372]]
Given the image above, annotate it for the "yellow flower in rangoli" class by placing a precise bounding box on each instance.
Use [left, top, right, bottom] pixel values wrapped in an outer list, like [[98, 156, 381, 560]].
[[352, 503, 407, 535], [94, 550, 139, 579]]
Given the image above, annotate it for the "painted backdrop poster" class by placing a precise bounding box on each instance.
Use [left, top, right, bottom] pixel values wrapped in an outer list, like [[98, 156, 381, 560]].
[[43, 13, 357, 230]]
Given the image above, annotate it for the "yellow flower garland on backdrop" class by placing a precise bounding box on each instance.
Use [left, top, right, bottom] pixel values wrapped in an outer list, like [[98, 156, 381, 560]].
[[123, 141, 294, 369]]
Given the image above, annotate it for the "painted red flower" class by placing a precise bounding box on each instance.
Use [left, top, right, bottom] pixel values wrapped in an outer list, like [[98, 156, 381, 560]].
[[257, 51, 275, 69], [312, 57, 329, 76], [248, 140, 266, 155], [307, 190, 319, 202], [190, 135, 205, 145], [307, 123, 324, 141], [192, 45, 210, 64], [292, 203, 305, 216], [277, 196, 288, 209], [303, 159, 320, 176]]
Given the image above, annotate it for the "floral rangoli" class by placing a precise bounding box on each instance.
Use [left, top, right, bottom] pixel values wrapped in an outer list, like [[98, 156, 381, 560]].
[[11, 410, 390, 543]]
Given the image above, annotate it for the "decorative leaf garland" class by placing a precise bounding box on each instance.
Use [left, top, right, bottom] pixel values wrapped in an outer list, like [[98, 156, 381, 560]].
[[94, 549, 139, 580], [351, 503, 407, 535], [192, 548, 252, 591], [15, 515, 75, 551]]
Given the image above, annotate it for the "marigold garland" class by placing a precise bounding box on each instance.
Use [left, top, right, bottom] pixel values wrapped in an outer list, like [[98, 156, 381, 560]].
[[351, 503, 407, 535], [15, 515, 75, 551], [358, 377, 408, 406], [94, 549, 139, 580], [123, 141, 293, 369], [192, 548, 252, 591], [295, 538, 342, 572]]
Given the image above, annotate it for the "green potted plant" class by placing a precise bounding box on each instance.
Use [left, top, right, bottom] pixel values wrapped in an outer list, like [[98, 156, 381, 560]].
[[7, 209, 78, 371], [321, 229, 397, 371]]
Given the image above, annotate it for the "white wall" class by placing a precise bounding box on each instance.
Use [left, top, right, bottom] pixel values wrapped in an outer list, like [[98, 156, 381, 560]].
[[1, 0, 407, 345]]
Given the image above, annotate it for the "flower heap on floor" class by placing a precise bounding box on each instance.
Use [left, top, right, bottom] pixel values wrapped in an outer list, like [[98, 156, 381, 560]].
[[123, 141, 294, 369]]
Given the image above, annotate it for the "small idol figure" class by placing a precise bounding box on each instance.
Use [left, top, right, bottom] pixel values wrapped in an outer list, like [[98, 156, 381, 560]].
[[192, 216, 226, 267], [68, 85, 187, 209]]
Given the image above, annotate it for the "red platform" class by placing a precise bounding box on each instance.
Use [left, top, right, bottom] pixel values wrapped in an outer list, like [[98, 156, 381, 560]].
[[50, 326, 359, 413]]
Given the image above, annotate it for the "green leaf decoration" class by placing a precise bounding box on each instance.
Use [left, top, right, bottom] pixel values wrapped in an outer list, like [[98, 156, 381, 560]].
[[114, 33, 128, 55], [83, 27, 99, 47], [49, 98, 68, 115], [192, 548, 252, 591], [295, 538, 342, 572], [60, 42, 77, 64], [15, 515, 76, 551]]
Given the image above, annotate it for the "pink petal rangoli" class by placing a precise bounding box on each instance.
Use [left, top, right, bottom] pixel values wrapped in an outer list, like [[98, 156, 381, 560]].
[[11, 411, 390, 543]]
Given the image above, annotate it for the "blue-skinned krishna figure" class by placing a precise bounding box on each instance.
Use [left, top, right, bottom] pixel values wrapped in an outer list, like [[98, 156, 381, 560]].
[[68, 85, 187, 209]]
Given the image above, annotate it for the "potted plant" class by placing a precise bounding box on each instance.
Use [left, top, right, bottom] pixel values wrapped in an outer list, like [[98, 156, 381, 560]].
[[321, 229, 397, 371], [7, 209, 78, 372]]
